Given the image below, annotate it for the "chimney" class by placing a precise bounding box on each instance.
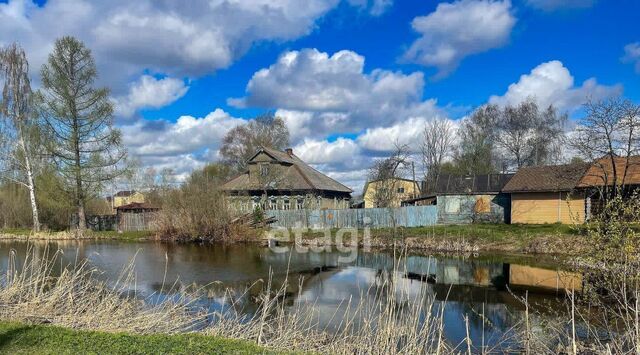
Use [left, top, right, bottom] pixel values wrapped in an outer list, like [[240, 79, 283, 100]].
[[285, 148, 293, 156]]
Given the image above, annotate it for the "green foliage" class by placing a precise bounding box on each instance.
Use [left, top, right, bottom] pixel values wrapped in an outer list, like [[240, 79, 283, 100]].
[[252, 206, 264, 224], [0, 321, 275, 354], [585, 193, 640, 264]]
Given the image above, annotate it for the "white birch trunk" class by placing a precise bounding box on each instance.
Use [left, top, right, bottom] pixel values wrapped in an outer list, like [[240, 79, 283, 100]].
[[18, 127, 40, 232]]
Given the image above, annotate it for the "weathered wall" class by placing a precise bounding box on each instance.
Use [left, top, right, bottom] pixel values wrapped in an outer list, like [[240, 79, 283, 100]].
[[511, 191, 585, 224], [266, 205, 438, 229], [437, 194, 510, 224]]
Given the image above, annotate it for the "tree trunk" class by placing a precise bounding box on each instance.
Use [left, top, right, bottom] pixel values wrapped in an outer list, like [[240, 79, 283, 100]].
[[18, 127, 40, 232]]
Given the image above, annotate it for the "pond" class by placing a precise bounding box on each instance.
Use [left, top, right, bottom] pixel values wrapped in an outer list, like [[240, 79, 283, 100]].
[[0, 240, 582, 351]]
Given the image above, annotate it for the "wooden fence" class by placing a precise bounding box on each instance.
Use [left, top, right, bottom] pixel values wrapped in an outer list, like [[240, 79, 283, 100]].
[[118, 212, 157, 232], [266, 205, 438, 229]]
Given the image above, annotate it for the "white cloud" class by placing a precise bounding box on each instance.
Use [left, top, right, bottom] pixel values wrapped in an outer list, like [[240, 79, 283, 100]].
[[489, 60, 622, 112], [113, 75, 189, 119], [525, 0, 595, 11], [356, 117, 429, 152], [121, 109, 245, 177], [0, 0, 349, 93], [232, 48, 444, 138], [622, 42, 640, 73], [403, 0, 516, 77]]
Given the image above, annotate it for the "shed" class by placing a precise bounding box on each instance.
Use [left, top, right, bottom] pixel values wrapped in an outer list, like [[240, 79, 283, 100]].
[[116, 202, 160, 231], [502, 163, 590, 224], [403, 174, 514, 224]]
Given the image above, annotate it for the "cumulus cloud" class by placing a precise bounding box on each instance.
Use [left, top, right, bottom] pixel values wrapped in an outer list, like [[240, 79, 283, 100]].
[[525, 0, 595, 11], [403, 0, 516, 77], [622, 42, 640, 73], [0, 0, 348, 93], [121, 109, 245, 177], [489, 60, 622, 112], [113, 75, 189, 119], [231, 48, 444, 138]]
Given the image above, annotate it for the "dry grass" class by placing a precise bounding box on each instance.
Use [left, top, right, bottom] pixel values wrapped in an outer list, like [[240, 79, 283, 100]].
[[2, 245, 639, 354], [0, 246, 452, 354]]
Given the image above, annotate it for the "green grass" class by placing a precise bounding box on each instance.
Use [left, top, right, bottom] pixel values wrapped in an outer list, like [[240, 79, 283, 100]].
[[0, 228, 33, 235], [87, 230, 155, 241], [0, 321, 280, 354]]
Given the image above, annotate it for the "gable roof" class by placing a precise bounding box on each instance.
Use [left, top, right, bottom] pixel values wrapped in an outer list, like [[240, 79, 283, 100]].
[[502, 163, 591, 193], [116, 202, 159, 211], [221, 147, 352, 194], [425, 173, 514, 195], [577, 156, 640, 188]]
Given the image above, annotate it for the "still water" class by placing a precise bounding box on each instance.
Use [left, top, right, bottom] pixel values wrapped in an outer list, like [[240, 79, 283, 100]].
[[0, 240, 581, 350]]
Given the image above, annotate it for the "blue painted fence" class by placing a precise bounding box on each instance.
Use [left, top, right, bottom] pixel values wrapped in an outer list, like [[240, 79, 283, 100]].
[[266, 205, 438, 229]]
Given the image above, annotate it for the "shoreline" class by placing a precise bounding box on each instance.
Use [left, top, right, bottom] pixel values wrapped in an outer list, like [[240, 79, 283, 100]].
[[1, 223, 590, 257]]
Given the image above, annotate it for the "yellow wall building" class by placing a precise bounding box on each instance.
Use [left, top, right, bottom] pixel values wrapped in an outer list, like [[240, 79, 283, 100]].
[[502, 163, 590, 224], [110, 191, 145, 209], [362, 178, 420, 208]]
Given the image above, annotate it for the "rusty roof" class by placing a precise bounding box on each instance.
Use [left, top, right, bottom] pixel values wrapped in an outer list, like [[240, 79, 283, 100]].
[[577, 156, 640, 187]]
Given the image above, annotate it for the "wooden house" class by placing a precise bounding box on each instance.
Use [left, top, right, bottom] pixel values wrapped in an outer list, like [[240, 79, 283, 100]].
[[403, 173, 513, 223], [502, 163, 591, 224], [362, 178, 420, 208], [221, 147, 352, 212]]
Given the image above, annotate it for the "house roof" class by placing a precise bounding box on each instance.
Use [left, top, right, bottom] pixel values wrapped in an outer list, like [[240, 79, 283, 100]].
[[502, 163, 591, 193], [425, 173, 514, 195], [221, 147, 353, 194], [577, 156, 640, 188], [116, 202, 159, 211]]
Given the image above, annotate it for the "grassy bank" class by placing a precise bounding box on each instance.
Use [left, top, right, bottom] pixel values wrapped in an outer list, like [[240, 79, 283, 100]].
[[0, 321, 275, 354], [287, 223, 588, 255], [0, 229, 154, 241]]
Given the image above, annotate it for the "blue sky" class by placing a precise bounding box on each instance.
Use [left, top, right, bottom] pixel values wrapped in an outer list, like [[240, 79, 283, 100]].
[[1, 0, 639, 190]]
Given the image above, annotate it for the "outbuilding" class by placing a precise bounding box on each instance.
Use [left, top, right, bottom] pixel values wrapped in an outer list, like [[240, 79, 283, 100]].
[[502, 163, 590, 224]]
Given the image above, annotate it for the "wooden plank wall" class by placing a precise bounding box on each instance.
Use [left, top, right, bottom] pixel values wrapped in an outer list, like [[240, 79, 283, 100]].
[[266, 205, 438, 229]]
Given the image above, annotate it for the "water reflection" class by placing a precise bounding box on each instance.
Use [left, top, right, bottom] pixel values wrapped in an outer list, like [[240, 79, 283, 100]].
[[0, 240, 580, 350]]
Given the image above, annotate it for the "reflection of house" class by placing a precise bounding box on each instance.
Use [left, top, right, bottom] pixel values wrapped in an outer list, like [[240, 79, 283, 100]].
[[502, 163, 591, 224], [403, 174, 513, 224], [107, 190, 145, 210], [362, 178, 420, 208], [221, 147, 352, 212]]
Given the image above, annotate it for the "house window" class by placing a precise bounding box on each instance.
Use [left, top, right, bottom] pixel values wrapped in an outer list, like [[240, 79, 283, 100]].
[[260, 164, 269, 177], [397, 187, 405, 194], [283, 198, 290, 210], [297, 198, 304, 210], [268, 198, 276, 210]]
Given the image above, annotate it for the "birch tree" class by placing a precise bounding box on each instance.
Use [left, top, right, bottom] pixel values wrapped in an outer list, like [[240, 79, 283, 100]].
[[0, 43, 41, 231], [420, 118, 454, 190], [37, 37, 126, 231]]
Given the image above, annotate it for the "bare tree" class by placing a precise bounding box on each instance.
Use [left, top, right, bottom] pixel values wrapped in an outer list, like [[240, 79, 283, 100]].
[[36, 37, 126, 231], [420, 118, 454, 190], [220, 113, 289, 172], [0, 43, 42, 231], [495, 99, 566, 169], [453, 105, 500, 175], [368, 144, 412, 209], [570, 98, 640, 199]]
